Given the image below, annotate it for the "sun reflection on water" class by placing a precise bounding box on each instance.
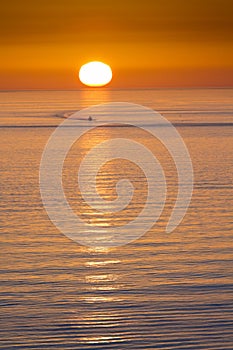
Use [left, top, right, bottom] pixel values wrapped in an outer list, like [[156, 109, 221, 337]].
[[80, 88, 110, 109], [83, 257, 122, 303]]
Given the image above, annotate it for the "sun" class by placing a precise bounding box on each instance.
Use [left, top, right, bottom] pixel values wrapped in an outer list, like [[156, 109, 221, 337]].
[[79, 61, 112, 87]]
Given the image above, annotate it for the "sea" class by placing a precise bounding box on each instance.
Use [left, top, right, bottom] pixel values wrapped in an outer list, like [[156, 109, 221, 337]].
[[0, 88, 233, 349]]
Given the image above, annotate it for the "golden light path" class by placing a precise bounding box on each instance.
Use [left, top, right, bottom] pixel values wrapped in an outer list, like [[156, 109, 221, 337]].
[[79, 61, 112, 87]]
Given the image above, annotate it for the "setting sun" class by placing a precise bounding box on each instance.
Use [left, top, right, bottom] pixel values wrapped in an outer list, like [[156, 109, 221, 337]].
[[79, 61, 112, 87]]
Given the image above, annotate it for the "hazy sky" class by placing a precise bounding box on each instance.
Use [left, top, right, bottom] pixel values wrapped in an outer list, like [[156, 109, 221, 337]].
[[1, 0, 233, 89]]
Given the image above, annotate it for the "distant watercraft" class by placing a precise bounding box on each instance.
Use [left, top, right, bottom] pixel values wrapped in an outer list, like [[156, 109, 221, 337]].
[[54, 113, 95, 121]]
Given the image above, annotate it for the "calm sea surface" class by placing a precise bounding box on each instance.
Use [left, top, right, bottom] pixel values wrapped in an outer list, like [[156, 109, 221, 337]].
[[0, 89, 233, 349]]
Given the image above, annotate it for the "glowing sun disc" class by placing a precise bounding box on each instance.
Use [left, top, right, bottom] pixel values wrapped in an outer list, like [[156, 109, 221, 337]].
[[79, 61, 112, 87]]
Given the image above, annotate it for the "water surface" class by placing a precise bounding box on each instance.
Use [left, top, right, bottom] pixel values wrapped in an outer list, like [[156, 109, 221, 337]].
[[0, 89, 233, 349]]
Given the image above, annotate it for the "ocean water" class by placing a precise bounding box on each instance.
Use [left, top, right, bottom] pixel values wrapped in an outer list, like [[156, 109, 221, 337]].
[[0, 89, 233, 349]]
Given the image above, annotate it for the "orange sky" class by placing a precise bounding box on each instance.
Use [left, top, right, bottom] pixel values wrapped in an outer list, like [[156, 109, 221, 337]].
[[1, 0, 233, 89]]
